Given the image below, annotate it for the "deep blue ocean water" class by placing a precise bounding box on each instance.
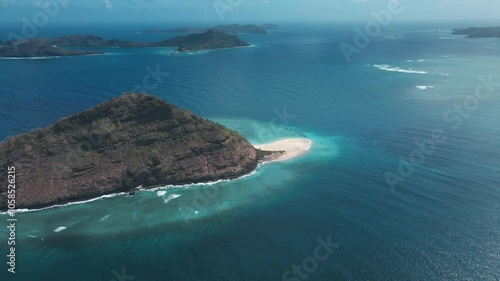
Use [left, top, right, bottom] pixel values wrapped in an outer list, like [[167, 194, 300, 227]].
[[0, 22, 499, 281]]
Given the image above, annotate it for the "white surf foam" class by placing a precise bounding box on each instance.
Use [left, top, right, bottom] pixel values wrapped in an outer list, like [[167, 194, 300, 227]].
[[149, 165, 260, 192], [0, 160, 263, 214], [163, 194, 181, 203], [0, 192, 130, 214], [53, 226, 67, 232], [100, 215, 111, 221], [0, 56, 63, 60], [0, 53, 103, 60], [157, 191, 167, 197], [416, 86, 434, 90], [405, 59, 426, 63], [373, 64, 427, 74]]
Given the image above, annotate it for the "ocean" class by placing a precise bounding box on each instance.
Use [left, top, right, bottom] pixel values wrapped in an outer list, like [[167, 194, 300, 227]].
[[0, 22, 499, 281]]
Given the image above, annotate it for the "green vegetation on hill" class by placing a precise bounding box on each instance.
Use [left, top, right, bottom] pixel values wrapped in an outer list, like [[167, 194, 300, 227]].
[[142, 23, 278, 34], [0, 29, 250, 57], [0, 93, 260, 210], [157, 29, 249, 52]]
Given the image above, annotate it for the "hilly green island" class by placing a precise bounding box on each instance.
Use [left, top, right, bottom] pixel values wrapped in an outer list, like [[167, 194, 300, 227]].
[[0, 93, 315, 211], [143, 23, 278, 34], [0, 94, 267, 210], [0, 29, 249, 57]]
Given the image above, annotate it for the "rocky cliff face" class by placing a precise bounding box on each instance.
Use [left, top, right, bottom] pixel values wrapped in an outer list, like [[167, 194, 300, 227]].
[[0, 94, 258, 210]]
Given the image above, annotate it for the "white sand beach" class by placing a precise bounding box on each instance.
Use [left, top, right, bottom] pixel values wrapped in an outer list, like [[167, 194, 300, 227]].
[[254, 138, 312, 162]]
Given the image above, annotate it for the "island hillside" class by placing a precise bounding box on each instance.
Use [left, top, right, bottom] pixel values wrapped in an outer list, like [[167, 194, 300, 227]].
[[452, 27, 500, 38], [0, 39, 103, 58], [158, 29, 250, 52], [0, 93, 266, 210], [143, 23, 278, 34], [47, 34, 149, 47], [0, 29, 249, 57], [45, 29, 249, 51]]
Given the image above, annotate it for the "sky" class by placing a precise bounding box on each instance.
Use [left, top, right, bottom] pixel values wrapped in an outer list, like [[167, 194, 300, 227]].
[[0, 0, 499, 23]]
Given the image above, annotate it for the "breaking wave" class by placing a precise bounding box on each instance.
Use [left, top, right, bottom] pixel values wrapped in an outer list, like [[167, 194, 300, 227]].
[[373, 64, 427, 74]]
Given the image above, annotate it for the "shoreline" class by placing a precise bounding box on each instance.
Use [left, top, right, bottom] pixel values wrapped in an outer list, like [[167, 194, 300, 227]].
[[0, 138, 311, 214], [0, 167, 262, 215], [175, 44, 254, 55], [254, 138, 313, 163], [0, 53, 104, 60]]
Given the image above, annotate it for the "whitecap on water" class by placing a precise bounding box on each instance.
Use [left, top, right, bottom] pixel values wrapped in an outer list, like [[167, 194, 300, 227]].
[[373, 64, 427, 74], [416, 86, 434, 90], [100, 215, 110, 221], [405, 59, 426, 63], [53, 226, 67, 232], [164, 194, 181, 203]]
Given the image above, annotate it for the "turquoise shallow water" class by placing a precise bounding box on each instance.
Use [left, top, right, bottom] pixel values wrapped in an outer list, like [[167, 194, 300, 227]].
[[0, 23, 500, 280]]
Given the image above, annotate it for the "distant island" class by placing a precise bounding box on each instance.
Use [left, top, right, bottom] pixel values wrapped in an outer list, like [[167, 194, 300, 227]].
[[0, 39, 103, 58], [0, 29, 249, 57], [143, 23, 278, 34], [162, 29, 250, 52], [260, 23, 278, 30], [46, 29, 249, 51], [46, 34, 148, 47], [0, 93, 311, 211], [452, 27, 500, 38]]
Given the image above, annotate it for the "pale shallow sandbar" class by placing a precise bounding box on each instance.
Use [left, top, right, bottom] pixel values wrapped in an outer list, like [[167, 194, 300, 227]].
[[254, 138, 312, 162]]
